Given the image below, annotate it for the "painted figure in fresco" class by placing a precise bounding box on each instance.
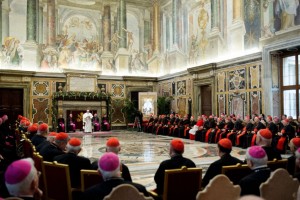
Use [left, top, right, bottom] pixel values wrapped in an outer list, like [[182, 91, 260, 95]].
[[103, 59, 117, 73], [122, 28, 134, 53], [40, 47, 58, 69], [109, 32, 122, 54], [189, 34, 198, 64], [144, 43, 153, 60], [57, 34, 75, 68], [2, 37, 23, 66], [198, 4, 209, 31], [130, 49, 146, 72], [275, 0, 300, 30]]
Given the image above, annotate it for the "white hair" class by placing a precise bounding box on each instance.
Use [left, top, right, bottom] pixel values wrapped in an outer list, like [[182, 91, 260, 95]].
[[106, 146, 120, 154], [98, 164, 120, 180], [246, 147, 268, 169], [66, 143, 81, 152], [256, 132, 272, 145], [5, 158, 36, 196]]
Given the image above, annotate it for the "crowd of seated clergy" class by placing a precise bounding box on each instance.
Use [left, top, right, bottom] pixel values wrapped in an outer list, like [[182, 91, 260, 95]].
[[0, 113, 300, 199], [144, 113, 300, 154]]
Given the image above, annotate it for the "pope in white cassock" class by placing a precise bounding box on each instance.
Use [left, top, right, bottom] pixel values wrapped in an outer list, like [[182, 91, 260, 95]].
[[83, 110, 93, 133]]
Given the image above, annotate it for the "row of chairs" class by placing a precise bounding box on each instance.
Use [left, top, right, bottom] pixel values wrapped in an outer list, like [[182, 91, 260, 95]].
[[33, 152, 103, 200], [14, 133, 102, 200], [150, 159, 293, 200], [16, 132, 297, 200], [198, 168, 299, 200]]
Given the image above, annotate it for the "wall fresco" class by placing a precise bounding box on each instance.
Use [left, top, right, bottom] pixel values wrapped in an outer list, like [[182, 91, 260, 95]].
[[1, 0, 287, 77]]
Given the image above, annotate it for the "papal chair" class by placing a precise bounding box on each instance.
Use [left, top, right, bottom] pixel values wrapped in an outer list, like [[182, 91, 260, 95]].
[[80, 169, 103, 192], [196, 174, 241, 200], [260, 168, 299, 200], [150, 166, 202, 200], [43, 161, 73, 200], [222, 163, 252, 185], [103, 184, 153, 200]]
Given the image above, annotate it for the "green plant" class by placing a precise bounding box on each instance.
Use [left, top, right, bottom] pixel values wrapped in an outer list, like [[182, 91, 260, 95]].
[[122, 98, 137, 123], [157, 96, 173, 115]]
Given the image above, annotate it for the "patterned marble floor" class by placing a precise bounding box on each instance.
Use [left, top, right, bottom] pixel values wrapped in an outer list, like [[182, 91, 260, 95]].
[[69, 130, 247, 190]]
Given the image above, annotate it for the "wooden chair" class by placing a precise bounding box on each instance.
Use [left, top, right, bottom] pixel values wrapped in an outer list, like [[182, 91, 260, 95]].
[[32, 152, 46, 200], [150, 166, 202, 200], [16, 134, 35, 158], [267, 159, 288, 171], [43, 161, 73, 200], [196, 174, 241, 200], [80, 169, 103, 192], [260, 168, 299, 200], [103, 184, 154, 200], [222, 163, 252, 185]]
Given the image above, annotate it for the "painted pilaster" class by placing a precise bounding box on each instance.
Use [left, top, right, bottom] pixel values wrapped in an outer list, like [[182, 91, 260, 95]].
[[38, 2, 44, 44], [23, 0, 39, 69], [47, 0, 56, 47], [228, 0, 245, 53], [152, 0, 160, 54], [101, 5, 113, 73], [139, 23, 144, 52], [118, 0, 126, 49], [211, 0, 219, 30], [0, 0, 2, 48], [208, 0, 223, 57], [115, 0, 130, 74], [2, 0, 9, 46], [103, 5, 111, 51], [166, 15, 170, 50], [172, 0, 178, 47], [233, 0, 242, 22], [26, 0, 37, 42]]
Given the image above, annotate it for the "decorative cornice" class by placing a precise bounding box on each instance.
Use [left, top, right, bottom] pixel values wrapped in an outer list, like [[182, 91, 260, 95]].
[[123, 76, 157, 82], [0, 70, 36, 76], [187, 63, 216, 75], [216, 52, 262, 69], [63, 69, 102, 76], [157, 70, 189, 81]]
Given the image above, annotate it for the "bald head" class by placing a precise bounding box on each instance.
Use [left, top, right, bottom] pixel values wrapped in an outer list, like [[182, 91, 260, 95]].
[[238, 195, 265, 200]]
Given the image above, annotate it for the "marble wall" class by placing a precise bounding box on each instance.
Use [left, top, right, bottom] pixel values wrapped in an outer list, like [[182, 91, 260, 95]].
[[1, 0, 299, 77], [216, 61, 263, 116]]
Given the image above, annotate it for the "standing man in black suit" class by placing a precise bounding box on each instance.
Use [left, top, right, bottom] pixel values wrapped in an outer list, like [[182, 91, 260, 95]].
[[54, 138, 92, 188], [239, 146, 271, 196], [154, 139, 196, 195]]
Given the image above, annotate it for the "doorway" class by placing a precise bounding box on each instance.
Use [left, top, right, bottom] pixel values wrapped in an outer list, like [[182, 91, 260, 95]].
[[131, 91, 139, 111], [200, 85, 212, 116], [0, 88, 23, 125]]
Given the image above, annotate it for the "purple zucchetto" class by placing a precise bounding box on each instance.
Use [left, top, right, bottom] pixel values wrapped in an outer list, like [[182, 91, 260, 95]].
[[98, 152, 120, 172], [248, 146, 266, 159]]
